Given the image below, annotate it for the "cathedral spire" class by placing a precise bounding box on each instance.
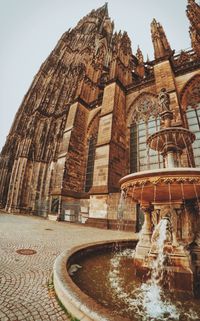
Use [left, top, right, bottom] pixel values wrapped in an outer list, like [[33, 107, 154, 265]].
[[74, 3, 113, 46], [102, 2, 109, 17], [151, 18, 172, 60], [93, 2, 109, 19], [98, 2, 111, 19], [186, 0, 200, 56], [74, 3, 110, 31]]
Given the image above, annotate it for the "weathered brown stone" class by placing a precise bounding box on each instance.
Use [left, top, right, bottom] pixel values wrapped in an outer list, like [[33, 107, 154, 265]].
[[0, 2, 200, 234]]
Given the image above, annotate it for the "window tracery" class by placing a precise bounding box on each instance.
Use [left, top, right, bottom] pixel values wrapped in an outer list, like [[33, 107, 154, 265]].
[[130, 94, 160, 124], [129, 93, 163, 172], [183, 79, 200, 109]]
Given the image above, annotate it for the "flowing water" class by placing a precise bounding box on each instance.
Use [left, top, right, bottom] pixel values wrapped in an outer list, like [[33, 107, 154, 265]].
[[71, 224, 200, 321], [108, 219, 180, 320], [117, 190, 126, 222]]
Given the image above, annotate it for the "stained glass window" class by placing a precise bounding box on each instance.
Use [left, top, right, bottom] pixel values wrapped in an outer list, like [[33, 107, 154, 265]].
[[129, 94, 163, 172], [186, 104, 200, 167], [130, 117, 163, 172]]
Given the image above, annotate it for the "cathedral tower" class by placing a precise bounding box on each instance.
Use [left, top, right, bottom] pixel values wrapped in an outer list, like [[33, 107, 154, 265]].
[[0, 4, 114, 214]]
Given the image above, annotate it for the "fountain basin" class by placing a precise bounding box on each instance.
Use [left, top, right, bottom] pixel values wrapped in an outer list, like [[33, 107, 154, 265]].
[[146, 127, 195, 153], [119, 168, 200, 203], [54, 241, 200, 321], [53, 240, 137, 321]]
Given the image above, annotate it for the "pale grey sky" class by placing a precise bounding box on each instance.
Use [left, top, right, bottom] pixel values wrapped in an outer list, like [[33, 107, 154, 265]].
[[0, 0, 189, 151]]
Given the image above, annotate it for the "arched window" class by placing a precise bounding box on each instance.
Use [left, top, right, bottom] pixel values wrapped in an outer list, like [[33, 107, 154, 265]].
[[186, 104, 200, 167], [129, 93, 163, 172], [181, 77, 200, 167], [85, 136, 96, 192]]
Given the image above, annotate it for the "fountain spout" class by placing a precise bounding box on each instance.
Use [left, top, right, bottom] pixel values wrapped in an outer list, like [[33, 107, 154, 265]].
[[151, 216, 172, 246]]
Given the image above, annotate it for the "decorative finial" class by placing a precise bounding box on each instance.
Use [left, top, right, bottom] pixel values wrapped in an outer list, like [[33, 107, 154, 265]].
[[136, 46, 144, 64]]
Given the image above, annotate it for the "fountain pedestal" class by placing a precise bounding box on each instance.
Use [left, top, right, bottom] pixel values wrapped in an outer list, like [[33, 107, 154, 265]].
[[134, 201, 194, 293], [148, 214, 194, 294], [134, 203, 152, 263]]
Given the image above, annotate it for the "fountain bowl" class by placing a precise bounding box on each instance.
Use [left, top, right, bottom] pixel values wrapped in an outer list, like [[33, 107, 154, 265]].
[[53, 239, 137, 321], [146, 127, 195, 153], [119, 168, 200, 203], [53, 239, 200, 321]]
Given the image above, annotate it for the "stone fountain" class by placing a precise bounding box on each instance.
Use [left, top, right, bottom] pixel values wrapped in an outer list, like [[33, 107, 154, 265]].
[[120, 88, 200, 295]]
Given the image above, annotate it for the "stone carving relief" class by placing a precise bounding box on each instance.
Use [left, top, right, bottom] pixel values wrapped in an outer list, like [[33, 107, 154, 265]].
[[122, 176, 200, 189], [160, 205, 178, 246], [128, 93, 159, 124], [120, 32, 132, 57], [34, 62, 87, 117], [94, 40, 107, 68], [101, 17, 114, 44], [175, 50, 191, 65], [111, 31, 132, 65]]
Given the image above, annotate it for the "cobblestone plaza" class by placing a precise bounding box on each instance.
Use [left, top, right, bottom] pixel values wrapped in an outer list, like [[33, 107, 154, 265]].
[[0, 214, 132, 320]]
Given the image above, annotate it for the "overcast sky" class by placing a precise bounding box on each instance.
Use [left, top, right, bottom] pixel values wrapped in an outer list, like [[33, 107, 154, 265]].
[[0, 0, 190, 151]]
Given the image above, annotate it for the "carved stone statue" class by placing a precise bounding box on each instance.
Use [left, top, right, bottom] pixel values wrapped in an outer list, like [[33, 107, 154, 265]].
[[159, 205, 179, 246], [158, 88, 170, 112]]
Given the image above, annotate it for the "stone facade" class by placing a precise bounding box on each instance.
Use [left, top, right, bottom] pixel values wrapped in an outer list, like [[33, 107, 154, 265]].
[[0, 1, 200, 231]]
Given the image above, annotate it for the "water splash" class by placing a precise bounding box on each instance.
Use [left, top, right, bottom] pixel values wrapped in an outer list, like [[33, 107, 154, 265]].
[[150, 218, 170, 283], [117, 190, 126, 221], [109, 247, 178, 320], [108, 220, 199, 320], [142, 218, 178, 320]]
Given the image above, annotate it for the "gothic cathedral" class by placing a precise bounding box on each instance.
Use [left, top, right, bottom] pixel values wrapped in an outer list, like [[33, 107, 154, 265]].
[[0, 1, 200, 231]]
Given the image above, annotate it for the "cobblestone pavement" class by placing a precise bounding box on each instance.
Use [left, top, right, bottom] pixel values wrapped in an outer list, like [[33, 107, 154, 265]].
[[0, 213, 133, 321]]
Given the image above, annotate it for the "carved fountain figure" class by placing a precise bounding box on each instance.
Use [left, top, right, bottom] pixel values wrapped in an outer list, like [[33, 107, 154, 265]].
[[120, 88, 200, 295]]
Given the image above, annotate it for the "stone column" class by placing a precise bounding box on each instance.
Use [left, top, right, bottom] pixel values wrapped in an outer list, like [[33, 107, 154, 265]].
[[134, 203, 153, 263], [167, 151, 176, 168], [89, 82, 126, 221], [57, 195, 62, 221]]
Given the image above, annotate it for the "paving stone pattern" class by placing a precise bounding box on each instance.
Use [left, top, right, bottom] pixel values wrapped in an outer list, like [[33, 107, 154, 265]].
[[0, 213, 133, 321]]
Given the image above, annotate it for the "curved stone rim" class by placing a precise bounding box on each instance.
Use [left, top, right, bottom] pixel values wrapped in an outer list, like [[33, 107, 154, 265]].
[[119, 168, 200, 186], [53, 239, 137, 321], [146, 127, 196, 145], [146, 127, 196, 153]]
